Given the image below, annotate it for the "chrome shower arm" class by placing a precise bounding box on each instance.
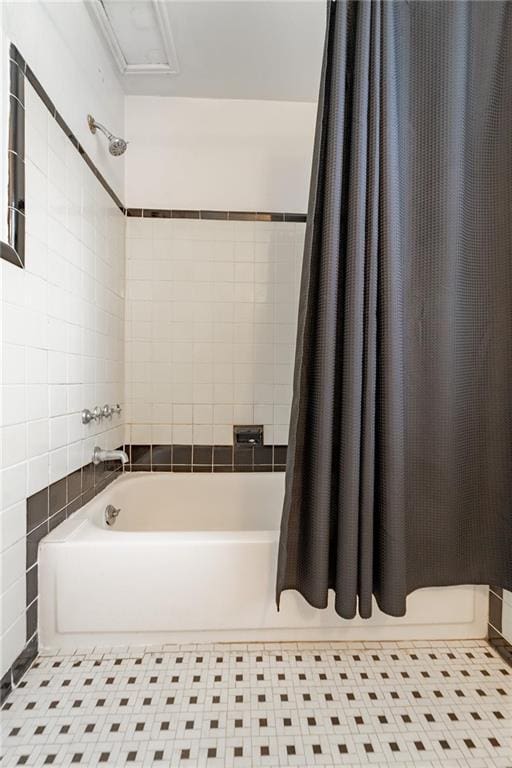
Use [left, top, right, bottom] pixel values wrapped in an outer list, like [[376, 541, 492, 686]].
[[87, 115, 112, 140]]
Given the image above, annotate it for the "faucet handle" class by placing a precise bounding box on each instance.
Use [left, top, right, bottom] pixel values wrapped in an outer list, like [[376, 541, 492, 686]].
[[102, 404, 113, 418], [92, 406, 102, 421], [82, 408, 94, 425], [82, 407, 102, 424], [112, 403, 122, 415]]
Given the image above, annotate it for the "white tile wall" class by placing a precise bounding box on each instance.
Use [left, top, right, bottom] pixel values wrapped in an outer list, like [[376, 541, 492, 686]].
[[125, 218, 303, 446], [502, 590, 512, 644], [0, 80, 125, 676]]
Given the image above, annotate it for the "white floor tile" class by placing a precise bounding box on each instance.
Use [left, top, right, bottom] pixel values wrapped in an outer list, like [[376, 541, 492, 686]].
[[0, 641, 510, 767]]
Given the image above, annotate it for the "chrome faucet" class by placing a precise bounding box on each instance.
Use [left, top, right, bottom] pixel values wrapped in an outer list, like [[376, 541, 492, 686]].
[[92, 446, 129, 465]]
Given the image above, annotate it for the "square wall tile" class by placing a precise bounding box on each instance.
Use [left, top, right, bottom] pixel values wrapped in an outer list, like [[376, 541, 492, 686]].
[[125, 219, 303, 443]]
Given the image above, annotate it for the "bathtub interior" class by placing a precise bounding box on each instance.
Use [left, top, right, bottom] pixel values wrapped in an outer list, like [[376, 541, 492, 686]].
[[92, 472, 286, 532]]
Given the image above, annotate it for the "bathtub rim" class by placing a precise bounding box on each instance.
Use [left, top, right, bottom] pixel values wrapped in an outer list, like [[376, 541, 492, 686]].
[[41, 472, 280, 544]]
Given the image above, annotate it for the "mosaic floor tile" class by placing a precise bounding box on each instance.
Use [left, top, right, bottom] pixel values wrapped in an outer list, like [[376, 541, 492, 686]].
[[0, 640, 510, 767]]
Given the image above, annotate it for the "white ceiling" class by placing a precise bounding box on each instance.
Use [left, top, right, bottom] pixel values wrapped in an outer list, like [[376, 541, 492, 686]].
[[87, 0, 325, 102]]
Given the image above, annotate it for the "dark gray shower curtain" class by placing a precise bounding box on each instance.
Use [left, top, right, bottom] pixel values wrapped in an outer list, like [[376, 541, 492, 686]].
[[277, 0, 512, 619]]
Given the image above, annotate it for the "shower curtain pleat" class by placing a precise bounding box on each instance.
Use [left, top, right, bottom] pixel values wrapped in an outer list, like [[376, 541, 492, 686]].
[[352, 1, 380, 621], [277, 0, 512, 619]]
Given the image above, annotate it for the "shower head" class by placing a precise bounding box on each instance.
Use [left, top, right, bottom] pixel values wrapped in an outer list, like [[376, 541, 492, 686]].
[[87, 114, 127, 156], [108, 135, 128, 157]]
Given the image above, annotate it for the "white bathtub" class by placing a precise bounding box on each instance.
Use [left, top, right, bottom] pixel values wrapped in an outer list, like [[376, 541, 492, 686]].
[[39, 473, 488, 650]]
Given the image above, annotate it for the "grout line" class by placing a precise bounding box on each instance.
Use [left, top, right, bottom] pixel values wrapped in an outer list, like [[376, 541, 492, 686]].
[[0, 604, 27, 637]]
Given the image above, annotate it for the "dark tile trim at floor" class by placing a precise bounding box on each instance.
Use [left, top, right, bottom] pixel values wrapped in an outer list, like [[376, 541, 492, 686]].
[[0, 44, 26, 269], [488, 587, 512, 666], [0, 633, 38, 705], [125, 208, 307, 223], [125, 444, 288, 473]]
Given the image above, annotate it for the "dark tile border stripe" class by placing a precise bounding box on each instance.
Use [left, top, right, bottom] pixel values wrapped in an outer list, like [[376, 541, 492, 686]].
[[0, 240, 21, 267], [124, 444, 287, 473], [488, 588, 512, 667], [0, 45, 25, 269], [126, 208, 307, 223]]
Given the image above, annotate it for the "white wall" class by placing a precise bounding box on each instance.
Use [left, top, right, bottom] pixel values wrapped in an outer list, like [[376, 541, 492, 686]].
[[1, 0, 125, 199], [125, 96, 316, 212], [125, 216, 303, 447], [0, 3, 126, 677]]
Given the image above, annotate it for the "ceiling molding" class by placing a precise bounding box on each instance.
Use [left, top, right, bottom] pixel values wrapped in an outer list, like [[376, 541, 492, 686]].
[[87, 0, 179, 76]]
